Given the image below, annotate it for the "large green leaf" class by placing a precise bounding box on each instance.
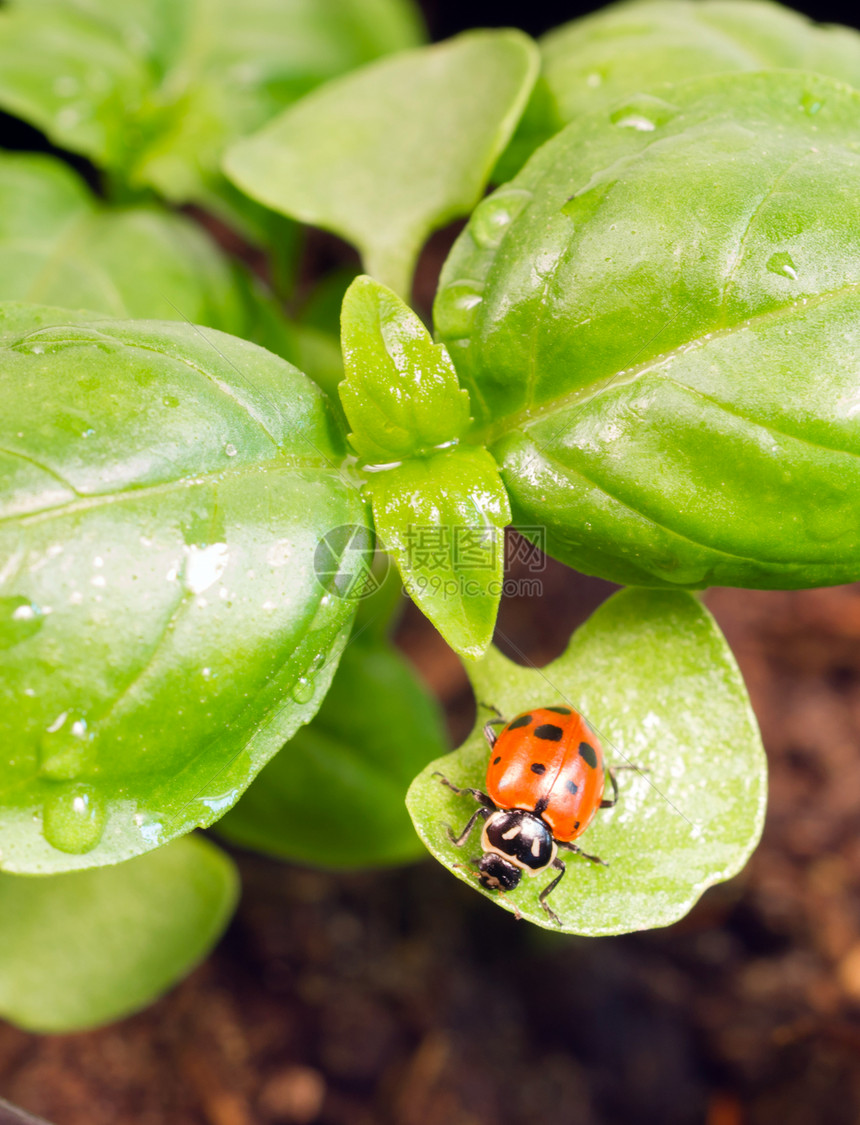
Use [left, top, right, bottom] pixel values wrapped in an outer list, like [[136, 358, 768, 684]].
[[224, 30, 539, 296], [0, 304, 370, 873], [498, 0, 860, 177], [217, 628, 448, 868], [407, 589, 767, 934], [436, 71, 860, 590], [0, 834, 238, 1032], [0, 0, 424, 237], [0, 150, 291, 353]]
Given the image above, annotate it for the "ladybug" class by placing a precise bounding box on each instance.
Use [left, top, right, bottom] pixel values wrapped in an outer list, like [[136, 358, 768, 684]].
[[436, 705, 626, 925]]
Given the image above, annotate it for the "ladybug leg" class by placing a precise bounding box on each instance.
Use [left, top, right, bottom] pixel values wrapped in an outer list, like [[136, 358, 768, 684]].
[[538, 857, 566, 926], [483, 718, 506, 749], [558, 840, 609, 867], [433, 771, 494, 809], [600, 768, 619, 809], [446, 805, 491, 847]]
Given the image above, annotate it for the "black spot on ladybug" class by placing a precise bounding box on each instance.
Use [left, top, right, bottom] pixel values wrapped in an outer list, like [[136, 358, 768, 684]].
[[530, 762, 547, 775], [535, 724, 564, 741], [579, 742, 598, 768], [534, 796, 549, 815], [546, 706, 571, 715], [566, 780, 579, 795], [493, 755, 501, 765], [508, 713, 533, 730], [573, 820, 580, 830]]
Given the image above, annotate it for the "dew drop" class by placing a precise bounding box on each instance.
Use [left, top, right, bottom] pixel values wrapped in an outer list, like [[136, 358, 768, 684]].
[[39, 716, 94, 780], [163, 393, 180, 408], [767, 251, 799, 281], [434, 280, 484, 338], [0, 597, 44, 650], [470, 187, 532, 250], [609, 96, 679, 132], [224, 442, 237, 457], [800, 91, 824, 116], [562, 179, 615, 228], [292, 675, 315, 704], [42, 784, 106, 853]]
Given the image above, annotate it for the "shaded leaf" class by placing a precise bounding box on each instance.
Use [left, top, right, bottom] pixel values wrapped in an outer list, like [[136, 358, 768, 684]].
[[0, 834, 238, 1032], [218, 628, 448, 868], [0, 150, 291, 352], [407, 589, 767, 934], [0, 0, 424, 237], [0, 304, 370, 873], [437, 72, 860, 589], [224, 30, 539, 295]]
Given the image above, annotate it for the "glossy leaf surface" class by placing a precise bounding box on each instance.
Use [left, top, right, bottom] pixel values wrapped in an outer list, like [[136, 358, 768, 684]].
[[501, 0, 860, 175], [218, 629, 448, 868], [340, 275, 470, 463], [366, 447, 510, 659], [437, 72, 860, 589], [0, 0, 423, 235], [407, 589, 767, 934], [0, 834, 238, 1032], [224, 31, 539, 296], [0, 304, 369, 873]]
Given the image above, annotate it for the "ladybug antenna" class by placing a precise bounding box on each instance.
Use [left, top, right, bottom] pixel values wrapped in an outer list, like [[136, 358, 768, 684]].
[[477, 699, 503, 719]]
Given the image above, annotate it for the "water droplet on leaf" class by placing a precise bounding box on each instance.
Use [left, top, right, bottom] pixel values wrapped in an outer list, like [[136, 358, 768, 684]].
[[800, 91, 824, 115], [0, 597, 43, 649], [434, 280, 484, 338], [292, 676, 315, 704], [767, 252, 799, 281], [470, 188, 532, 250], [42, 784, 106, 853]]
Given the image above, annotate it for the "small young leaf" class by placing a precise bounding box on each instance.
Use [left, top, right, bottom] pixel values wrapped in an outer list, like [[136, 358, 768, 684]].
[[224, 30, 539, 296], [438, 71, 860, 589], [340, 275, 470, 463], [217, 628, 448, 868], [0, 151, 283, 344], [0, 305, 370, 874], [0, 0, 424, 237], [366, 447, 511, 659], [407, 589, 767, 935], [0, 834, 238, 1032]]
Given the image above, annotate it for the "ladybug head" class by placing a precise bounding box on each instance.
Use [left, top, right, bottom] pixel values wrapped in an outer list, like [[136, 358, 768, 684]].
[[477, 853, 521, 892]]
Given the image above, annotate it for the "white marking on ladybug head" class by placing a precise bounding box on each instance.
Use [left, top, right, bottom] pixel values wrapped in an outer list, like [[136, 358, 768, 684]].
[[531, 837, 541, 857], [502, 825, 520, 840]]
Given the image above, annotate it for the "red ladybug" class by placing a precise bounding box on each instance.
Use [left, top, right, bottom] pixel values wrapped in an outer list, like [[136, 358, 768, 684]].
[[436, 705, 624, 925]]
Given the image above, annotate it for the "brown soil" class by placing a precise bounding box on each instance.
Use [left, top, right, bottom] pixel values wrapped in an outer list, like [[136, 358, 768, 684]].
[[3, 566, 860, 1125]]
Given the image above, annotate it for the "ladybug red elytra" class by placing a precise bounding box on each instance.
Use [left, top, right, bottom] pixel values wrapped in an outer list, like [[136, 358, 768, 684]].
[[436, 705, 630, 925]]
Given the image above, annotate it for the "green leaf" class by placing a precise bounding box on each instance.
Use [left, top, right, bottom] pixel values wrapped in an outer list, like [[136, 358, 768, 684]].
[[0, 834, 238, 1032], [340, 275, 470, 463], [0, 150, 284, 347], [0, 304, 371, 874], [366, 447, 510, 659], [500, 0, 860, 176], [217, 628, 448, 868], [436, 71, 860, 590], [0, 0, 424, 237], [224, 30, 539, 296], [407, 589, 767, 935]]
